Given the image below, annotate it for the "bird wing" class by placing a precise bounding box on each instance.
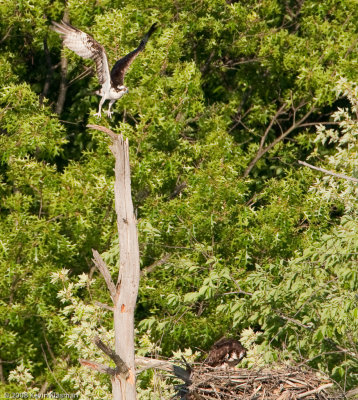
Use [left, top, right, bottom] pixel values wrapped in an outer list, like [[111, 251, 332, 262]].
[[206, 345, 231, 366], [51, 21, 111, 93], [212, 337, 232, 348], [110, 22, 157, 87]]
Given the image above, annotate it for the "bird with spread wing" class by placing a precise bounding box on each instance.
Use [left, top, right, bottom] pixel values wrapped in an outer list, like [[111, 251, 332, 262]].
[[51, 21, 157, 118]]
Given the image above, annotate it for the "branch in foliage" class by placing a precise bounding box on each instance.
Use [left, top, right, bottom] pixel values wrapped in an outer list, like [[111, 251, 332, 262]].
[[229, 273, 253, 296], [135, 356, 191, 383], [94, 301, 114, 312], [0, 26, 12, 44], [67, 66, 94, 87], [92, 249, 116, 300], [79, 359, 116, 375], [244, 102, 316, 177], [41, 344, 68, 394], [93, 336, 129, 378], [87, 124, 118, 141], [276, 311, 314, 330], [141, 254, 171, 276], [298, 160, 358, 183]]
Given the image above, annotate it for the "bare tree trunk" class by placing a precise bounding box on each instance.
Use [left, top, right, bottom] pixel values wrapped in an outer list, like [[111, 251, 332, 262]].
[[111, 133, 139, 400], [82, 125, 139, 400], [55, 10, 69, 115]]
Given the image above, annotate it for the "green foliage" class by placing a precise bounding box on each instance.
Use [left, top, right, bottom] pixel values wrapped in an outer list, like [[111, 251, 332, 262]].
[[2, 0, 358, 396]]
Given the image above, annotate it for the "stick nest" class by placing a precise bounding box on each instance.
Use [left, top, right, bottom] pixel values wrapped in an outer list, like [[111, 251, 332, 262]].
[[180, 365, 342, 400]]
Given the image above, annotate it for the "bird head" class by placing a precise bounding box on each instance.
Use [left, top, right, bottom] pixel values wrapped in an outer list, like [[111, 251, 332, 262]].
[[119, 85, 129, 95], [111, 85, 129, 100]]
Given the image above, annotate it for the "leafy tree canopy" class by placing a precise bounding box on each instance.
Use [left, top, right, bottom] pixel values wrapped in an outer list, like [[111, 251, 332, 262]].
[[1, 0, 358, 396]]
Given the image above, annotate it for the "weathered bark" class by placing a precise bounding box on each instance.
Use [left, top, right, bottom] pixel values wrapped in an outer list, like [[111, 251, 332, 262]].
[[86, 125, 140, 400], [111, 133, 140, 400]]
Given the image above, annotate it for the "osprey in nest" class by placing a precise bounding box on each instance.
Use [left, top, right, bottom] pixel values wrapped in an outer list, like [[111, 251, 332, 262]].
[[51, 20, 157, 118], [205, 337, 246, 368]]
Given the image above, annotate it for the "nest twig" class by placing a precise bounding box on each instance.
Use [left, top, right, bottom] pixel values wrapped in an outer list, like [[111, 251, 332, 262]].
[[179, 365, 342, 400]]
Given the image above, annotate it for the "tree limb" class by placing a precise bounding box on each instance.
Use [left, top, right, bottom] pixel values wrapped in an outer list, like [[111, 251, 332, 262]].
[[92, 249, 116, 300], [135, 356, 191, 383], [276, 311, 314, 330], [79, 359, 116, 375], [298, 160, 358, 183], [0, 26, 12, 44], [87, 124, 118, 141], [244, 103, 316, 177], [67, 66, 94, 87], [259, 102, 288, 151], [141, 254, 171, 276], [93, 336, 129, 378], [94, 300, 114, 312]]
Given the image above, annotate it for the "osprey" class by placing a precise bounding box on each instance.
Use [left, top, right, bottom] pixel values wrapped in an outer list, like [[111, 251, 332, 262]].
[[51, 20, 157, 118], [205, 337, 246, 369]]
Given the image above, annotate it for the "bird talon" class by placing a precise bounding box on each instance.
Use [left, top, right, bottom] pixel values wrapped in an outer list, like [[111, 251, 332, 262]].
[[107, 110, 113, 118], [94, 112, 102, 118]]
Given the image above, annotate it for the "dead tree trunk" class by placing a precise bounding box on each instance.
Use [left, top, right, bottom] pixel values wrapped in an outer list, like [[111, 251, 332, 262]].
[[111, 129, 139, 400], [81, 125, 139, 400]]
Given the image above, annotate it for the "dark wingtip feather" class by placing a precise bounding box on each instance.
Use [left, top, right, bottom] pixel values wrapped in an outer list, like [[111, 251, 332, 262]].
[[143, 22, 158, 42], [148, 22, 158, 36], [137, 22, 158, 49], [51, 20, 78, 34]]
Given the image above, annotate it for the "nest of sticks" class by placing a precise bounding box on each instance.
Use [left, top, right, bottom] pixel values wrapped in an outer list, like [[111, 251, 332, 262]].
[[178, 365, 343, 400]]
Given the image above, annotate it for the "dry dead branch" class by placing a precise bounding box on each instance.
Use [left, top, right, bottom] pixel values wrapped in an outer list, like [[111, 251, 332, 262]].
[[298, 160, 358, 184]]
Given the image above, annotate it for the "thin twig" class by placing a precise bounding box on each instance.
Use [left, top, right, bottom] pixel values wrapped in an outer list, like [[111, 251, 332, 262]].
[[0, 26, 12, 43], [229, 273, 253, 296], [244, 103, 316, 177], [67, 67, 94, 86], [298, 160, 358, 183], [276, 311, 314, 330], [141, 254, 170, 276], [41, 344, 68, 394], [259, 102, 288, 150]]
